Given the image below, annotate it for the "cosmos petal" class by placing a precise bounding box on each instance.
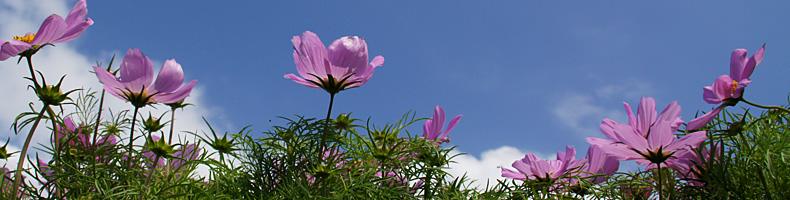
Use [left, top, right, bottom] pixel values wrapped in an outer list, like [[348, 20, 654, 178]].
[[153, 80, 196, 104], [0, 40, 32, 61], [30, 14, 68, 46], [153, 59, 185, 93]]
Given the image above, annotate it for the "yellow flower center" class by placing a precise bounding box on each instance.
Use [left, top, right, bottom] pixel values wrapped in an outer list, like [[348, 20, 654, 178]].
[[731, 80, 738, 94], [13, 33, 36, 44]]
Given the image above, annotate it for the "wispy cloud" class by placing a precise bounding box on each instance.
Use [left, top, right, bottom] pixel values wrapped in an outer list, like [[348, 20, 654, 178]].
[[446, 146, 553, 189], [550, 81, 653, 137]]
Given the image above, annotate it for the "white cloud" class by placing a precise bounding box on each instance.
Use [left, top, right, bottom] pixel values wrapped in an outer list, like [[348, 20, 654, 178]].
[[446, 146, 553, 189], [0, 0, 219, 179], [551, 82, 653, 137]]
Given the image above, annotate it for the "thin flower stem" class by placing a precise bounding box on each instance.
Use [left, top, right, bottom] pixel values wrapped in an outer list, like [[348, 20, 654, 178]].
[[424, 170, 433, 199], [657, 163, 663, 200], [741, 98, 790, 114], [169, 108, 176, 144], [25, 55, 38, 85], [93, 63, 113, 146], [11, 103, 48, 200], [145, 154, 161, 186], [128, 106, 141, 169], [45, 106, 63, 199], [320, 93, 336, 164]]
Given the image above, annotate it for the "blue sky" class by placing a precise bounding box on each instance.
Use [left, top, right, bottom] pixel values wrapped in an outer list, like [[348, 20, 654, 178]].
[[3, 0, 790, 184]]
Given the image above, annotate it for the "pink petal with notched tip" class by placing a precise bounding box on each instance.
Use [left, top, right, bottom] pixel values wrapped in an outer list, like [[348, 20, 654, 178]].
[[153, 59, 185, 93], [439, 114, 462, 139], [636, 97, 656, 136], [52, 17, 92, 44], [664, 131, 706, 153], [29, 15, 67, 46], [93, 66, 125, 96], [293, 31, 328, 78], [740, 44, 764, 81], [686, 106, 724, 131], [357, 55, 384, 86], [52, 0, 92, 43], [284, 74, 319, 88], [613, 123, 648, 153], [702, 86, 721, 105], [119, 49, 154, 92], [153, 80, 196, 104], [501, 167, 525, 180], [730, 49, 749, 81], [0, 40, 32, 61], [328, 36, 368, 76]]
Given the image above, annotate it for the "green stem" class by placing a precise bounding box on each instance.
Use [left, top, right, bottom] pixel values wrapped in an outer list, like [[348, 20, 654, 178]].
[[128, 106, 141, 169], [144, 154, 161, 186], [25, 55, 38, 85], [168, 108, 176, 144], [11, 103, 48, 200], [319, 93, 336, 165], [45, 106, 63, 199], [423, 170, 432, 200], [657, 163, 663, 200], [741, 98, 790, 114]]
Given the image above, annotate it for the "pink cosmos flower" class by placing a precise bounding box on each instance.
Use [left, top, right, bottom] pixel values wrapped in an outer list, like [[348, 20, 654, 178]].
[[55, 117, 116, 150], [169, 143, 201, 171], [592, 99, 707, 170], [687, 44, 765, 130], [93, 49, 197, 108], [675, 144, 721, 187], [501, 146, 577, 182], [0, 0, 93, 61], [284, 31, 384, 94], [566, 145, 619, 185], [421, 105, 462, 144], [588, 97, 684, 149]]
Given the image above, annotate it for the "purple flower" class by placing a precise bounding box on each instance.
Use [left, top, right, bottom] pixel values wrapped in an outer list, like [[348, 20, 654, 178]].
[[675, 144, 721, 187], [55, 117, 116, 151], [421, 105, 462, 144], [169, 143, 201, 171], [284, 31, 384, 94], [501, 146, 577, 182], [687, 44, 765, 130], [0, 0, 93, 61], [590, 98, 707, 170], [566, 145, 619, 185], [93, 49, 197, 108], [588, 97, 684, 148]]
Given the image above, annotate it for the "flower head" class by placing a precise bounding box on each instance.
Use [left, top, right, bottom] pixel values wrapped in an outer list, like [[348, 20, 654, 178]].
[[589, 98, 707, 169], [687, 44, 765, 130], [501, 146, 578, 182], [93, 49, 197, 108], [676, 144, 721, 187], [0, 0, 93, 61], [567, 145, 619, 185], [421, 105, 462, 144], [284, 31, 384, 94], [55, 117, 116, 152], [169, 143, 201, 172], [588, 97, 684, 148]]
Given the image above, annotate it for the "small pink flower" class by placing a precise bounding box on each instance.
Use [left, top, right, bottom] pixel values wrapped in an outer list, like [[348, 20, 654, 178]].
[[501, 146, 577, 182], [284, 31, 384, 94], [93, 49, 197, 108], [421, 105, 462, 144], [687, 44, 765, 130], [589, 98, 706, 170], [0, 0, 93, 61]]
